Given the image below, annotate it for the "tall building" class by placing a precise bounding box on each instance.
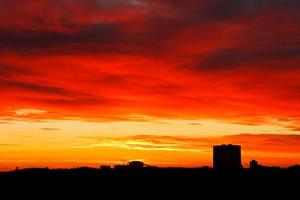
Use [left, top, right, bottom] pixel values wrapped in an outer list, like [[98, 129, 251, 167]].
[[213, 144, 242, 169]]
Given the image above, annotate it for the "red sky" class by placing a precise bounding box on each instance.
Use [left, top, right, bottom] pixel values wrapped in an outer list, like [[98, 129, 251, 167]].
[[0, 0, 300, 170]]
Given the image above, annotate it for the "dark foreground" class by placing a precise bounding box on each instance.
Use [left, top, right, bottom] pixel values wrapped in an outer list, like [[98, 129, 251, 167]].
[[0, 167, 299, 197]]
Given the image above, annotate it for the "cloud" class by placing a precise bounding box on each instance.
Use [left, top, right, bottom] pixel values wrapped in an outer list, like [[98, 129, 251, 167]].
[[15, 109, 46, 116], [40, 128, 61, 131], [199, 0, 300, 21], [197, 47, 300, 71], [0, 24, 123, 55], [0, 0, 299, 126], [286, 125, 300, 132], [0, 79, 67, 95], [78, 134, 300, 153], [188, 123, 202, 126], [0, 63, 33, 77], [0, 143, 20, 147]]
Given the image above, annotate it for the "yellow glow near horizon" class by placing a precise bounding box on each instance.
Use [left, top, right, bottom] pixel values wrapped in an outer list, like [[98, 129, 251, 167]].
[[0, 117, 295, 150], [0, 118, 298, 171]]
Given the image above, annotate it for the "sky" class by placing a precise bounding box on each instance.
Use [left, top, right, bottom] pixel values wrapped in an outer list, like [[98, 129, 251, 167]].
[[0, 0, 300, 170]]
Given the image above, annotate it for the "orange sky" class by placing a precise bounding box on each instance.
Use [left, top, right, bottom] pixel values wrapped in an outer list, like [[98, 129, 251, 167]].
[[0, 0, 300, 171]]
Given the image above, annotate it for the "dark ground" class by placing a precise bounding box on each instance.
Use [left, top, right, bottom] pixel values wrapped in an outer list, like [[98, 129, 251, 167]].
[[0, 166, 299, 197]]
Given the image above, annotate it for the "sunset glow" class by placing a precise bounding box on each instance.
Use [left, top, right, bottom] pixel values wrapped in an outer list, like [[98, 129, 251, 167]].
[[0, 0, 300, 171]]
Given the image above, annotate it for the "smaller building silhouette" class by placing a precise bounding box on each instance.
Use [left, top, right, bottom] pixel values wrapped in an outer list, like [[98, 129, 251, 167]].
[[100, 165, 111, 170], [128, 161, 144, 169], [114, 165, 128, 169], [213, 144, 242, 169], [250, 160, 260, 169]]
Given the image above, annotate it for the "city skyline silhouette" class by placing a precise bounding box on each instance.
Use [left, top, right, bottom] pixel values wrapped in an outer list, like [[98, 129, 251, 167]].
[[0, 143, 299, 172]]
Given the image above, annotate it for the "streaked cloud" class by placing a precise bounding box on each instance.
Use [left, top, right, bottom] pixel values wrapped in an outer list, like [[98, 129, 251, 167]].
[[14, 109, 47, 117], [40, 128, 61, 131], [76, 134, 300, 153]]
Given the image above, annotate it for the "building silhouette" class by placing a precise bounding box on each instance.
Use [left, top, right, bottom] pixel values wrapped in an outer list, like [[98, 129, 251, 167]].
[[213, 144, 242, 169], [128, 161, 144, 169], [114, 164, 128, 169], [100, 165, 111, 170], [250, 160, 260, 169]]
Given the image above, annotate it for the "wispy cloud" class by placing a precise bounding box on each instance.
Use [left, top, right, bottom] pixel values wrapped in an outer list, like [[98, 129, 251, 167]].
[[40, 128, 61, 131], [75, 134, 300, 153], [74, 135, 205, 152], [14, 109, 47, 117], [0, 143, 21, 147]]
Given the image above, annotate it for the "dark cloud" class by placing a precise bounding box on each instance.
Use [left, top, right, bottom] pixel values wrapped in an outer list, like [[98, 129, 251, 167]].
[[36, 97, 108, 106], [1, 0, 299, 58], [0, 23, 121, 53], [143, 0, 300, 22], [0, 79, 67, 95], [98, 74, 128, 85], [0, 79, 109, 107], [199, 47, 300, 70], [0, 63, 33, 76], [200, 0, 300, 20]]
